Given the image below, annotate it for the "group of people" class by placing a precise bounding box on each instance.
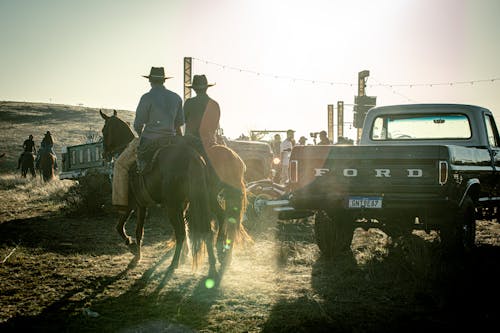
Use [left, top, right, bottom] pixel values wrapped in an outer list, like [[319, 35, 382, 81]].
[[17, 131, 57, 170], [271, 129, 331, 183], [112, 67, 220, 212]]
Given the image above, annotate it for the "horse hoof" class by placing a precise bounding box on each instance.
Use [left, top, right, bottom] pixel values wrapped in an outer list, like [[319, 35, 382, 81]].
[[127, 243, 138, 255], [128, 256, 140, 268]]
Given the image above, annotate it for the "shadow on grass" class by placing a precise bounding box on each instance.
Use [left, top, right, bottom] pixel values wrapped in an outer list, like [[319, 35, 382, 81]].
[[0, 207, 172, 256], [262, 227, 500, 332]]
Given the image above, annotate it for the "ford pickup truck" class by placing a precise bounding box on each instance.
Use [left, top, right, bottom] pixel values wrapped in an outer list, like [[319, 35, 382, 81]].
[[278, 104, 500, 257]]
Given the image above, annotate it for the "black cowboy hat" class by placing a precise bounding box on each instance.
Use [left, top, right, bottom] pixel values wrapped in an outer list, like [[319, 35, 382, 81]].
[[186, 74, 215, 89], [142, 67, 172, 80]]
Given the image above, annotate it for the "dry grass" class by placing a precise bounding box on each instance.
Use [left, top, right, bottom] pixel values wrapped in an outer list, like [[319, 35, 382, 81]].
[[0, 172, 75, 223], [1, 102, 500, 332], [0, 101, 134, 172]]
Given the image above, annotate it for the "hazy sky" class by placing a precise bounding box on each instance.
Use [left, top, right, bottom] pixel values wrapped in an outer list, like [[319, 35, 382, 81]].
[[1, 0, 499, 140]]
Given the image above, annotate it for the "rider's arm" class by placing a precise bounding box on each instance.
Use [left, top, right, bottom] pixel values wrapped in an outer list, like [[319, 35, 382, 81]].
[[134, 94, 149, 136], [174, 97, 185, 136]]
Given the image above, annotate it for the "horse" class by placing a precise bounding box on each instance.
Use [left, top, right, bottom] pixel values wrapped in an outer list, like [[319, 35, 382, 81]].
[[100, 110, 249, 276], [38, 150, 56, 182], [20, 152, 36, 178]]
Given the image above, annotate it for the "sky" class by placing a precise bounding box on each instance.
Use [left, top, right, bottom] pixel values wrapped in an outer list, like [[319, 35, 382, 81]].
[[1, 0, 500, 141]]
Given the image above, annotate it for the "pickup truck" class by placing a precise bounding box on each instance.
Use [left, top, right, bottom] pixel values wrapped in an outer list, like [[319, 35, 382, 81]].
[[278, 104, 500, 257]]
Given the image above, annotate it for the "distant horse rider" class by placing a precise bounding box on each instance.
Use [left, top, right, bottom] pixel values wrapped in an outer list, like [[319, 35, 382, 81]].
[[17, 134, 36, 169], [36, 131, 58, 169], [184, 74, 220, 156], [112, 66, 184, 213]]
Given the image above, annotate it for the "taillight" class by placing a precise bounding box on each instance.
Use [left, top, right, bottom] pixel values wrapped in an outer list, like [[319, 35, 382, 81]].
[[439, 161, 448, 185], [290, 160, 298, 183]]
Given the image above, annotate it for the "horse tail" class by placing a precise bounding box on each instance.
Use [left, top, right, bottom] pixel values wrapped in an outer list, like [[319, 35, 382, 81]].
[[186, 150, 212, 269]]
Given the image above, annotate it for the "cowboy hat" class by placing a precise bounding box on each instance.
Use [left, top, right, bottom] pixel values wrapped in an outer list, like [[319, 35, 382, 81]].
[[142, 67, 172, 80], [186, 74, 215, 89]]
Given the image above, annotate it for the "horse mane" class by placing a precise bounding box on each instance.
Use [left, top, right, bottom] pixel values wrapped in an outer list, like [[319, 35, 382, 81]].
[[110, 116, 136, 144]]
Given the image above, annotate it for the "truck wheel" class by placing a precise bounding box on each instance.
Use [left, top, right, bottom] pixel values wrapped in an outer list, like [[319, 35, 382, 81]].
[[441, 196, 476, 255], [245, 192, 277, 233], [314, 210, 354, 258]]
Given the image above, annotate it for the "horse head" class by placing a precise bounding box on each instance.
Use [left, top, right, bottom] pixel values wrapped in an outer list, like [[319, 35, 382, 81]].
[[100, 109, 135, 160]]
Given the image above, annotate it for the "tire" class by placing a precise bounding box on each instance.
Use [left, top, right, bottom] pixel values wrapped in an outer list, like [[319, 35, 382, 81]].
[[314, 210, 354, 258], [245, 191, 278, 233], [440, 196, 476, 255]]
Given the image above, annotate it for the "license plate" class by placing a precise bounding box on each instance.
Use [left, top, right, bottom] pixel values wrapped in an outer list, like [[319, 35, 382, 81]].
[[348, 196, 382, 209]]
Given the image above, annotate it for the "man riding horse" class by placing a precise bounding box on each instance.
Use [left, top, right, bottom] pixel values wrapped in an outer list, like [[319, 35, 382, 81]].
[[17, 134, 36, 170], [184, 74, 220, 156], [112, 67, 184, 213], [35, 131, 58, 170]]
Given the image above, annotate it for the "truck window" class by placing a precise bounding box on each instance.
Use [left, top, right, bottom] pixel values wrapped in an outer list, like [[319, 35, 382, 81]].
[[485, 114, 500, 148], [371, 113, 471, 140]]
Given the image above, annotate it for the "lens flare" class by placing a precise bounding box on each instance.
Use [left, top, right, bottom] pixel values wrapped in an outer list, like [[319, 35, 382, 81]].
[[205, 278, 215, 289], [228, 217, 237, 224]]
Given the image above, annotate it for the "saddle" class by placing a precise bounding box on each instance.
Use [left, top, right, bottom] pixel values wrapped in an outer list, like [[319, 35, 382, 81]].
[[130, 136, 181, 207], [129, 164, 156, 208]]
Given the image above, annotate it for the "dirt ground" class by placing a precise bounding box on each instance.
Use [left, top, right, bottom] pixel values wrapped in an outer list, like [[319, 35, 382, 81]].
[[1, 180, 500, 333]]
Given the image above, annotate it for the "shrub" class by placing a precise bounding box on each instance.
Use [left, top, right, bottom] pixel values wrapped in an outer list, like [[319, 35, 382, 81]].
[[64, 170, 112, 216]]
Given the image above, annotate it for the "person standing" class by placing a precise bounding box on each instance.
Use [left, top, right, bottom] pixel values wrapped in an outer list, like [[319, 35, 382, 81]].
[[183, 74, 220, 155], [318, 130, 331, 145], [280, 129, 295, 184], [112, 66, 184, 212], [17, 134, 36, 169], [298, 136, 307, 145], [271, 134, 282, 157]]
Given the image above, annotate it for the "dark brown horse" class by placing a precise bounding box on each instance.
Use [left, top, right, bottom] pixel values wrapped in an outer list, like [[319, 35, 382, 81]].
[[100, 110, 249, 276], [20, 152, 36, 178], [39, 151, 55, 182]]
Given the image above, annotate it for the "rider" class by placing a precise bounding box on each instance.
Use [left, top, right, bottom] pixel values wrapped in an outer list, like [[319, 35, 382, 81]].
[[36, 131, 58, 169], [17, 134, 36, 169], [183, 74, 220, 157], [112, 66, 184, 212]]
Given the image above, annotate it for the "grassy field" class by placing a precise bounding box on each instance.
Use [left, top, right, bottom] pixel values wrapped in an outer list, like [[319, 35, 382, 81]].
[[1, 101, 500, 332], [0, 101, 134, 172]]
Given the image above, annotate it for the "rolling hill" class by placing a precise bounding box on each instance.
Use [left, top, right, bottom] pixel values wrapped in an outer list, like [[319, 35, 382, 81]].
[[0, 101, 135, 172]]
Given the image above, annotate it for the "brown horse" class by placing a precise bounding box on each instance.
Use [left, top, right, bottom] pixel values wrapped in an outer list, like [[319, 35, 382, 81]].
[[20, 152, 36, 178], [39, 151, 55, 182], [100, 110, 249, 277], [206, 144, 250, 268]]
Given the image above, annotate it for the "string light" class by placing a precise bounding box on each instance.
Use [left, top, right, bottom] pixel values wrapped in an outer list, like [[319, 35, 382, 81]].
[[192, 57, 500, 90]]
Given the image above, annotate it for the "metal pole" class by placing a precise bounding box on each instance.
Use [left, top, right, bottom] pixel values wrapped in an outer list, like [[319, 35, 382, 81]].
[[357, 70, 369, 143], [327, 104, 334, 142], [337, 101, 344, 140], [183, 57, 192, 102]]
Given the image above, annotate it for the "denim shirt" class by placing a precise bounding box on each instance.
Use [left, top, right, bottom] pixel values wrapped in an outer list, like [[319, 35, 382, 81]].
[[134, 85, 184, 140]]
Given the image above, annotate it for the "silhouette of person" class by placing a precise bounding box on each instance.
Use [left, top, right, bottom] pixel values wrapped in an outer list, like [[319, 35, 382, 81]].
[[318, 130, 331, 145], [36, 131, 58, 169], [184, 74, 220, 156], [280, 129, 295, 184], [112, 67, 184, 212], [17, 134, 36, 169], [298, 136, 307, 145]]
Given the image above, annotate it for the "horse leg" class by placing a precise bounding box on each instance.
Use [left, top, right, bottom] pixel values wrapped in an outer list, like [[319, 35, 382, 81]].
[[115, 210, 133, 247], [205, 228, 217, 278], [132, 206, 147, 263], [214, 204, 227, 264], [167, 207, 185, 271]]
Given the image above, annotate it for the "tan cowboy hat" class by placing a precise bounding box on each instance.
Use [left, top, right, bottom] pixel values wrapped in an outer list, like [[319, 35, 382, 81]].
[[186, 74, 215, 89], [142, 67, 172, 79]]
